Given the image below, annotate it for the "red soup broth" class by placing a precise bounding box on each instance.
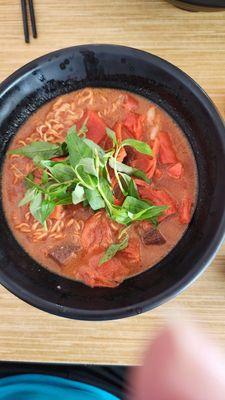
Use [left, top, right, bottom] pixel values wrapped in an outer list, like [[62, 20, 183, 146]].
[[2, 88, 198, 288]]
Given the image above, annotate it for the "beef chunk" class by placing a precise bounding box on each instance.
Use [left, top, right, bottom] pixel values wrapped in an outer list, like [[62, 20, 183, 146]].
[[113, 183, 124, 203], [142, 228, 166, 246], [48, 243, 80, 265], [124, 146, 138, 164]]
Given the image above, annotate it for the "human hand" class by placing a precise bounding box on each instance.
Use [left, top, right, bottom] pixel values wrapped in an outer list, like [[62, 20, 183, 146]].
[[130, 323, 225, 400]]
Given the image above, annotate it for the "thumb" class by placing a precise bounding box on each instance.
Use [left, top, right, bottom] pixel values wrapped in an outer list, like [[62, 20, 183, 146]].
[[129, 323, 225, 400]]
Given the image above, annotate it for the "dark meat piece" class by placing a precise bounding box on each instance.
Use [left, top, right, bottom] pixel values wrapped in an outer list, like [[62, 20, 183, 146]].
[[113, 182, 124, 204], [48, 243, 80, 265], [142, 228, 166, 246], [124, 146, 138, 165]]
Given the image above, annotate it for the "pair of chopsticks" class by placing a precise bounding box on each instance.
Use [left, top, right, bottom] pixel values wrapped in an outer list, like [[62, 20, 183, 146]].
[[21, 0, 37, 43]]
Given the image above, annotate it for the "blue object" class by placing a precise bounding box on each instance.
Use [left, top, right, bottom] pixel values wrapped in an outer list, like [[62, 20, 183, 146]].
[[0, 374, 120, 400]]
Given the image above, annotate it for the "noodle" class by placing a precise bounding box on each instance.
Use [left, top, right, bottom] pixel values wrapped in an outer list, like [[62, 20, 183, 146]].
[[50, 220, 62, 233], [77, 88, 94, 106], [10, 154, 21, 159], [66, 219, 74, 228], [52, 97, 63, 110], [18, 140, 27, 146], [9, 87, 112, 245]]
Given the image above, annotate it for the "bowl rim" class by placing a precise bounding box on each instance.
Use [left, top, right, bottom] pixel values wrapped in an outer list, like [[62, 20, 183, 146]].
[[170, 0, 225, 8], [0, 44, 225, 321]]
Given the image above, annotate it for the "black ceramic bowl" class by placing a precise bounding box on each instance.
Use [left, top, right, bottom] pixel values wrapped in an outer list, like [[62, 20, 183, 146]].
[[0, 45, 225, 321], [168, 0, 225, 11]]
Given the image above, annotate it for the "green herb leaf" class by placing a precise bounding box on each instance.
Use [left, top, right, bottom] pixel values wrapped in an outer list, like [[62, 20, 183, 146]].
[[40, 200, 55, 223], [29, 192, 43, 223], [83, 139, 106, 161], [109, 157, 134, 175], [117, 173, 139, 199], [55, 194, 73, 205], [78, 157, 98, 177], [24, 174, 45, 193], [122, 196, 166, 222], [117, 173, 131, 196], [110, 206, 130, 225], [121, 138, 153, 156], [25, 173, 35, 189], [47, 185, 69, 201], [19, 188, 36, 207], [72, 185, 86, 205], [98, 177, 114, 206], [129, 205, 167, 222], [75, 165, 98, 189], [99, 234, 129, 265], [41, 170, 49, 184], [47, 163, 76, 182], [85, 188, 105, 210], [61, 142, 68, 154], [105, 128, 117, 146], [132, 169, 150, 183], [122, 196, 149, 213], [109, 157, 150, 184], [128, 179, 139, 199], [9, 142, 65, 162], [78, 117, 89, 136], [66, 126, 92, 167], [40, 158, 68, 169], [40, 160, 55, 169]]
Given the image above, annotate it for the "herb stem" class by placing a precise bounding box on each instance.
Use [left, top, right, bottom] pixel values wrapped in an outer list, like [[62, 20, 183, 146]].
[[114, 146, 126, 196], [74, 166, 96, 190], [118, 225, 131, 239]]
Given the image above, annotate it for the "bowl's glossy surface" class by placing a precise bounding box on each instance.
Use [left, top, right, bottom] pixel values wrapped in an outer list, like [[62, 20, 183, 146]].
[[0, 44, 225, 320]]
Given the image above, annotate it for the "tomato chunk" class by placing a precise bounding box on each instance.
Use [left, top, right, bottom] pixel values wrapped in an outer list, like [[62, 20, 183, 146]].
[[50, 205, 64, 220], [123, 94, 139, 111], [131, 138, 159, 179], [179, 197, 192, 224], [112, 121, 131, 144], [117, 146, 127, 163], [154, 168, 163, 179], [131, 154, 153, 177], [78, 110, 107, 144], [81, 211, 117, 252], [76, 253, 129, 288], [76, 235, 141, 288], [100, 122, 130, 150], [114, 122, 123, 143], [135, 180, 177, 218], [152, 137, 160, 159], [167, 162, 183, 179], [148, 137, 160, 178], [119, 236, 141, 266], [123, 112, 143, 139], [158, 131, 177, 164]]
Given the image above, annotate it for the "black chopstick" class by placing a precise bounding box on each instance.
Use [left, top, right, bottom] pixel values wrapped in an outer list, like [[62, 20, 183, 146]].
[[21, 0, 29, 43], [28, 0, 37, 39], [21, 0, 37, 43]]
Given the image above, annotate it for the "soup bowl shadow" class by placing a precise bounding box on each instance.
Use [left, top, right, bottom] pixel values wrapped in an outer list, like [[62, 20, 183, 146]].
[[0, 44, 225, 320]]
